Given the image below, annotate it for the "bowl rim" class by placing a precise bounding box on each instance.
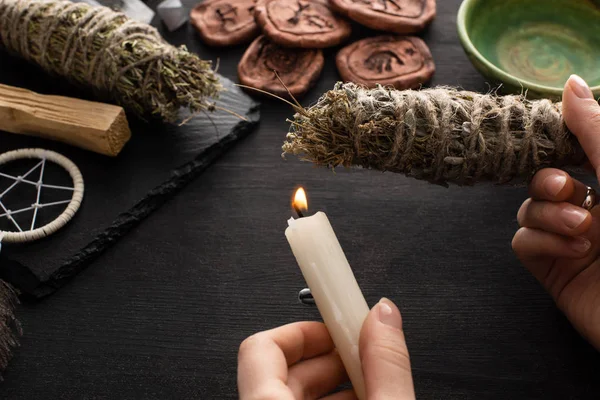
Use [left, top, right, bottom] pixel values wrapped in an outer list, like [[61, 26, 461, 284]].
[[456, 0, 600, 97]]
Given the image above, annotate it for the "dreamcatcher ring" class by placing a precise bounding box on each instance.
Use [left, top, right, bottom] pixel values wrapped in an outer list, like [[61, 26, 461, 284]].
[[0, 149, 84, 243]]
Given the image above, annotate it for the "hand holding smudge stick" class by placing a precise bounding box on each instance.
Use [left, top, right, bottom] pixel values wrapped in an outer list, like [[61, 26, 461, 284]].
[[238, 35, 324, 99], [336, 36, 435, 89], [330, 0, 436, 34], [190, 0, 260, 46], [254, 0, 351, 48]]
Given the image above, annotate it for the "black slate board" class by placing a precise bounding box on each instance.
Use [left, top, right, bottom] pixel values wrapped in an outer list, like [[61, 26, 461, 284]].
[[0, 55, 260, 300]]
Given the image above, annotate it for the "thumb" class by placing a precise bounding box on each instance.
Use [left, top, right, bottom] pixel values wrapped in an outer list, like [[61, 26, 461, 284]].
[[562, 75, 600, 181], [359, 298, 415, 400]]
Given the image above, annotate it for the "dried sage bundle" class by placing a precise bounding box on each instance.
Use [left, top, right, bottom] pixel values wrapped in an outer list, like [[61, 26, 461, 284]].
[[282, 82, 587, 185], [0, 0, 221, 123]]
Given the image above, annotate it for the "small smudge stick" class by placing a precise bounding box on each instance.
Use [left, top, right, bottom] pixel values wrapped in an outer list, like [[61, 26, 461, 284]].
[[0, 0, 221, 123]]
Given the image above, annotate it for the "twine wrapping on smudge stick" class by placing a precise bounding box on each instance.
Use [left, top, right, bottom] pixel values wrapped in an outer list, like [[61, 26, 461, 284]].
[[0, 0, 222, 123], [282, 82, 588, 186]]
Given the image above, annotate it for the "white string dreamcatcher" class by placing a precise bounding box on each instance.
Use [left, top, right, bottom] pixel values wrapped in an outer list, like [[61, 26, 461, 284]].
[[0, 149, 84, 244]]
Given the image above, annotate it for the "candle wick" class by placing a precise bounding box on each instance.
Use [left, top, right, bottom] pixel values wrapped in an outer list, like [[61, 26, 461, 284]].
[[293, 205, 305, 218]]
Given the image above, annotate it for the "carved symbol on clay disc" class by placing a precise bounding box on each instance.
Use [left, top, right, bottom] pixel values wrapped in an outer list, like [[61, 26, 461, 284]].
[[248, 36, 320, 86], [208, 0, 256, 32], [191, 0, 259, 46], [336, 35, 434, 89], [349, 0, 424, 18], [239, 36, 324, 98], [364, 51, 404, 74], [260, 43, 299, 77], [214, 4, 248, 27], [267, 0, 336, 34], [349, 40, 423, 80]]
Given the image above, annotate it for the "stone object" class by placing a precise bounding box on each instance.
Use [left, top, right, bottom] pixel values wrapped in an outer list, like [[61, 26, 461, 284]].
[[157, 0, 188, 31], [73, 0, 155, 24]]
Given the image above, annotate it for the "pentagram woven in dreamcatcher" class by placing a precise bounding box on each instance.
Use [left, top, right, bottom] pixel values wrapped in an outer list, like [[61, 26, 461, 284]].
[[0, 148, 84, 244], [0, 148, 84, 377]]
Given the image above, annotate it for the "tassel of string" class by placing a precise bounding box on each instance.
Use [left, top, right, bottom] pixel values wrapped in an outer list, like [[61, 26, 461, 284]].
[[282, 82, 587, 186], [0, 279, 21, 380]]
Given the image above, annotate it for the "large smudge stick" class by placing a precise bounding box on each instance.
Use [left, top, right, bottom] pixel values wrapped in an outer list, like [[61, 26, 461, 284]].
[[0, 0, 222, 123], [282, 82, 588, 186]]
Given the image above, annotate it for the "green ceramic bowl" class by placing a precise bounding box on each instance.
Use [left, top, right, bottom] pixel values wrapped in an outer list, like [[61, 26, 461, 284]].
[[457, 0, 600, 99]]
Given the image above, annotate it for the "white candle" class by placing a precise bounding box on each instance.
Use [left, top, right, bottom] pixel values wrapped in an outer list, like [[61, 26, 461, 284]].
[[285, 189, 369, 400]]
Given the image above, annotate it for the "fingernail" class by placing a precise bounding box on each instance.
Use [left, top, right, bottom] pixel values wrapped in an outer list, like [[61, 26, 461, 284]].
[[544, 175, 567, 197], [571, 236, 591, 253], [569, 75, 593, 99], [561, 208, 588, 229], [377, 298, 402, 330]]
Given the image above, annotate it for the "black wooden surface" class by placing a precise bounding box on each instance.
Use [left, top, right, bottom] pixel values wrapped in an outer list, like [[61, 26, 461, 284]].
[[2, 0, 600, 398]]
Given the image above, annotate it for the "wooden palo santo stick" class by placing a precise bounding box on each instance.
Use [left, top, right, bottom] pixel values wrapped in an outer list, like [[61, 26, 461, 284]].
[[0, 84, 131, 157]]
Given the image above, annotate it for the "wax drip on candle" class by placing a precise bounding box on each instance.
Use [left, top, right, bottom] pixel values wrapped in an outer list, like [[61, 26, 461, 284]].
[[292, 187, 308, 218]]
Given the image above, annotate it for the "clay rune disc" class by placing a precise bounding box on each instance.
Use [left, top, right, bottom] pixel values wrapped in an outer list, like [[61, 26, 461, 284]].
[[336, 35, 435, 89], [190, 0, 260, 47], [238, 35, 324, 99], [330, 0, 436, 34], [254, 0, 352, 48]]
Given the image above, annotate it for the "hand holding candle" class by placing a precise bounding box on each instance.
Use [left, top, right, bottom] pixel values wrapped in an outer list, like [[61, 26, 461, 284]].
[[237, 187, 416, 400], [285, 187, 370, 399]]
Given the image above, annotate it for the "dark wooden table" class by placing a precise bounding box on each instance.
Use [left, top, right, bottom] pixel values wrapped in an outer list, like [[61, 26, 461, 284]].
[[2, 0, 600, 398]]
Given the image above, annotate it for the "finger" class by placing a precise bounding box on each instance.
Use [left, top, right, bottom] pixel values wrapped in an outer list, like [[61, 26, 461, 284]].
[[269, 321, 335, 365], [287, 351, 349, 399], [321, 389, 359, 400], [238, 322, 334, 397], [528, 168, 589, 204], [517, 199, 592, 236], [512, 227, 592, 265], [562, 75, 600, 180], [359, 298, 415, 400]]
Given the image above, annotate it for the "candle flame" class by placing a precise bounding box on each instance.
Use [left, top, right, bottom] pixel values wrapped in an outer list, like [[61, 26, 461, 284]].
[[293, 187, 308, 211]]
